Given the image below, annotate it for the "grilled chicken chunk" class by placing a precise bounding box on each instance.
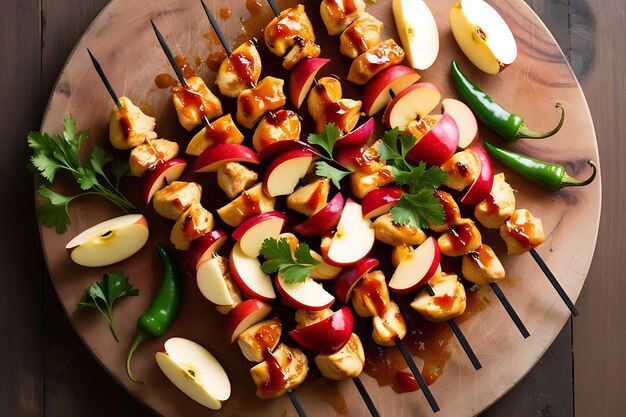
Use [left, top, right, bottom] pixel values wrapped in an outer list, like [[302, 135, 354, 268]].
[[307, 77, 343, 122], [170, 202, 215, 250], [315, 333, 365, 380], [430, 190, 463, 233], [186, 114, 244, 156], [391, 243, 414, 268], [320, 0, 366, 35], [217, 162, 258, 199], [339, 13, 384, 58], [264, 5, 316, 56], [347, 39, 405, 85], [411, 273, 467, 322], [349, 165, 394, 199], [252, 110, 301, 153], [172, 76, 223, 131], [475, 173, 516, 229], [287, 178, 330, 216], [250, 343, 309, 399], [500, 209, 546, 255], [109, 96, 157, 150], [153, 181, 202, 220], [314, 98, 363, 134], [438, 219, 483, 257], [295, 308, 334, 328], [344, 140, 385, 174], [462, 244, 506, 286], [309, 250, 343, 280], [216, 40, 262, 98], [372, 301, 406, 346], [238, 317, 282, 362], [129, 139, 179, 177], [217, 183, 276, 227], [373, 213, 427, 247], [441, 149, 481, 191], [352, 270, 390, 318], [283, 37, 321, 70], [236, 76, 286, 129]]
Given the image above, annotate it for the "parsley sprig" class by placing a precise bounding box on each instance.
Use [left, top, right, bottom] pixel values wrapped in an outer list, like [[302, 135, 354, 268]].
[[76, 271, 139, 342], [260, 237, 320, 284], [28, 114, 134, 233], [307, 124, 352, 189], [377, 127, 448, 229]]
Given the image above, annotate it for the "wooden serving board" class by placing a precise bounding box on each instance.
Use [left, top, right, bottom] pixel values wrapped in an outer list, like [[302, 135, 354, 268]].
[[38, 0, 601, 415]]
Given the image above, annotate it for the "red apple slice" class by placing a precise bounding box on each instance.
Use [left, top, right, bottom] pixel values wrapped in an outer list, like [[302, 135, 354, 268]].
[[263, 150, 313, 197], [405, 113, 459, 166], [193, 143, 260, 173], [289, 57, 331, 109], [325, 199, 376, 267], [196, 257, 236, 306], [334, 145, 368, 172], [229, 242, 276, 301], [224, 299, 273, 343], [258, 140, 317, 161], [289, 307, 354, 352], [442, 98, 479, 149], [362, 66, 421, 116], [361, 186, 404, 219], [334, 257, 380, 304], [232, 212, 287, 258], [293, 192, 345, 237], [393, 0, 439, 71], [142, 158, 187, 204], [461, 146, 494, 205], [389, 236, 440, 293], [334, 117, 375, 151], [276, 274, 335, 311], [384, 83, 442, 130], [186, 230, 228, 274], [310, 250, 343, 280]]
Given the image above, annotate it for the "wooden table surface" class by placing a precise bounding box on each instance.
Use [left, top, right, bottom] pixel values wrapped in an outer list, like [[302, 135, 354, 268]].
[[1, 0, 622, 416]]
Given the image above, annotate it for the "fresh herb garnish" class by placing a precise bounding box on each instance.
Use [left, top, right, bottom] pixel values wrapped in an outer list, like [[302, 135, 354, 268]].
[[28, 114, 134, 233], [307, 123, 352, 189], [260, 237, 320, 284], [76, 271, 139, 342]]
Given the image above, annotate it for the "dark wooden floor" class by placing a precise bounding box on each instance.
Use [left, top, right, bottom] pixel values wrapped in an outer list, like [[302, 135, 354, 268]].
[[1, 0, 622, 416]]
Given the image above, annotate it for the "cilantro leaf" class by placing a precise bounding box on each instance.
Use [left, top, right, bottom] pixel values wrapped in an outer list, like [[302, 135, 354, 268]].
[[90, 146, 114, 177], [31, 152, 63, 182], [315, 161, 351, 189], [37, 186, 76, 233], [111, 160, 130, 187], [390, 190, 446, 229], [260, 238, 320, 284], [307, 123, 342, 158], [399, 132, 416, 158]]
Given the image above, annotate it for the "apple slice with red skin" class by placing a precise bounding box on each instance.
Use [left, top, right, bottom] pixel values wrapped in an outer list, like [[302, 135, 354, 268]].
[[229, 242, 276, 301], [334, 257, 380, 304], [362, 65, 421, 116], [196, 257, 235, 306], [293, 192, 345, 237], [361, 186, 404, 219], [325, 199, 376, 267], [263, 150, 313, 197], [276, 274, 335, 311], [259, 140, 317, 161], [186, 230, 228, 274], [461, 146, 494, 205], [442, 98, 479, 149], [289, 57, 331, 109], [405, 113, 459, 167], [384, 83, 442, 130], [289, 307, 354, 352], [224, 299, 273, 343], [232, 211, 286, 258], [193, 143, 260, 173], [334, 117, 374, 151], [334, 145, 368, 172], [389, 236, 440, 293], [142, 158, 187, 204]]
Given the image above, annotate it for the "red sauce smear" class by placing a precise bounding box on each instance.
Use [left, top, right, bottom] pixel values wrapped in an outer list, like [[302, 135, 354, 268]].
[[230, 51, 255, 85], [242, 190, 262, 216], [307, 182, 325, 211], [434, 191, 460, 225], [175, 55, 196, 79], [484, 193, 500, 216], [245, 0, 264, 15], [447, 223, 475, 254], [206, 51, 227, 72], [359, 278, 387, 317], [345, 24, 367, 54], [218, 7, 231, 19], [118, 113, 132, 138], [154, 73, 178, 89], [393, 371, 419, 393], [261, 349, 287, 396], [266, 109, 290, 126], [510, 222, 533, 248]]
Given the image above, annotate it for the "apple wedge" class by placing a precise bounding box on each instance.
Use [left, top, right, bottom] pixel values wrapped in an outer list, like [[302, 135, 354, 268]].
[[293, 192, 345, 237], [196, 257, 235, 306], [224, 299, 273, 343], [334, 257, 380, 304], [155, 337, 230, 410], [276, 274, 335, 311], [442, 98, 479, 149], [229, 242, 276, 301], [309, 250, 343, 280], [405, 113, 459, 166], [389, 237, 440, 293], [232, 212, 287, 258], [334, 117, 374, 151], [384, 83, 442, 130], [325, 199, 376, 267], [393, 0, 439, 70], [186, 230, 227, 274], [193, 143, 260, 173], [289, 307, 354, 352], [142, 158, 187, 204], [262, 150, 313, 197], [461, 145, 494, 204], [289, 57, 331, 109], [258, 140, 316, 161], [362, 66, 421, 116], [362, 186, 404, 219], [450, 0, 517, 74], [66, 214, 149, 267]]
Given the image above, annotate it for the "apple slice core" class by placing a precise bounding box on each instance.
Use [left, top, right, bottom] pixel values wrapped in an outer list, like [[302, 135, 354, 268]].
[[385, 83, 442, 130]]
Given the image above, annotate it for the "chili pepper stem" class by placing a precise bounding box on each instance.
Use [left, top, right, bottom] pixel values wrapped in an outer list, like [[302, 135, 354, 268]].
[[561, 160, 598, 187], [126, 327, 151, 385], [516, 103, 566, 140]]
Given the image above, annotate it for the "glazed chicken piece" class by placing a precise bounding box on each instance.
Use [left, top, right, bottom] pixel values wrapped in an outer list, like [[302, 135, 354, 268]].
[[283, 37, 321, 70], [252, 110, 301, 153], [307, 76, 343, 122], [372, 301, 407, 346], [500, 209, 546, 255], [238, 317, 282, 362], [405, 116, 441, 145], [430, 190, 463, 233], [411, 273, 467, 322], [315, 333, 365, 380], [352, 270, 390, 318], [295, 308, 334, 328], [129, 139, 179, 177], [250, 343, 309, 399], [438, 219, 483, 257], [217, 183, 276, 227], [314, 98, 363, 134], [216, 162, 258, 199], [462, 244, 506, 286], [441, 149, 481, 191], [236, 76, 286, 129], [339, 13, 384, 58], [391, 243, 414, 268], [349, 165, 395, 198], [320, 0, 366, 35], [344, 140, 385, 174], [475, 173, 516, 229], [186, 114, 244, 156], [171, 76, 223, 131], [347, 39, 405, 85], [153, 181, 202, 220], [109, 96, 157, 150], [287, 178, 330, 216], [170, 202, 215, 250], [372, 213, 427, 247], [264, 4, 316, 56], [216, 40, 262, 98]]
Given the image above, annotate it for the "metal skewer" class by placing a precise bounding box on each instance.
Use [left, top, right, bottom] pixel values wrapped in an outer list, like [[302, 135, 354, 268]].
[[287, 391, 308, 417], [353, 377, 381, 417], [87, 49, 122, 109], [396, 337, 440, 413], [489, 282, 530, 338], [530, 248, 579, 316]]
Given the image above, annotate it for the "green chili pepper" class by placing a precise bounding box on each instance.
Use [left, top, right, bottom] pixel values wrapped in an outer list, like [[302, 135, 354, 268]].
[[484, 141, 597, 191], [450, 60, 566, 142], [126, 243, 181, 384]]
